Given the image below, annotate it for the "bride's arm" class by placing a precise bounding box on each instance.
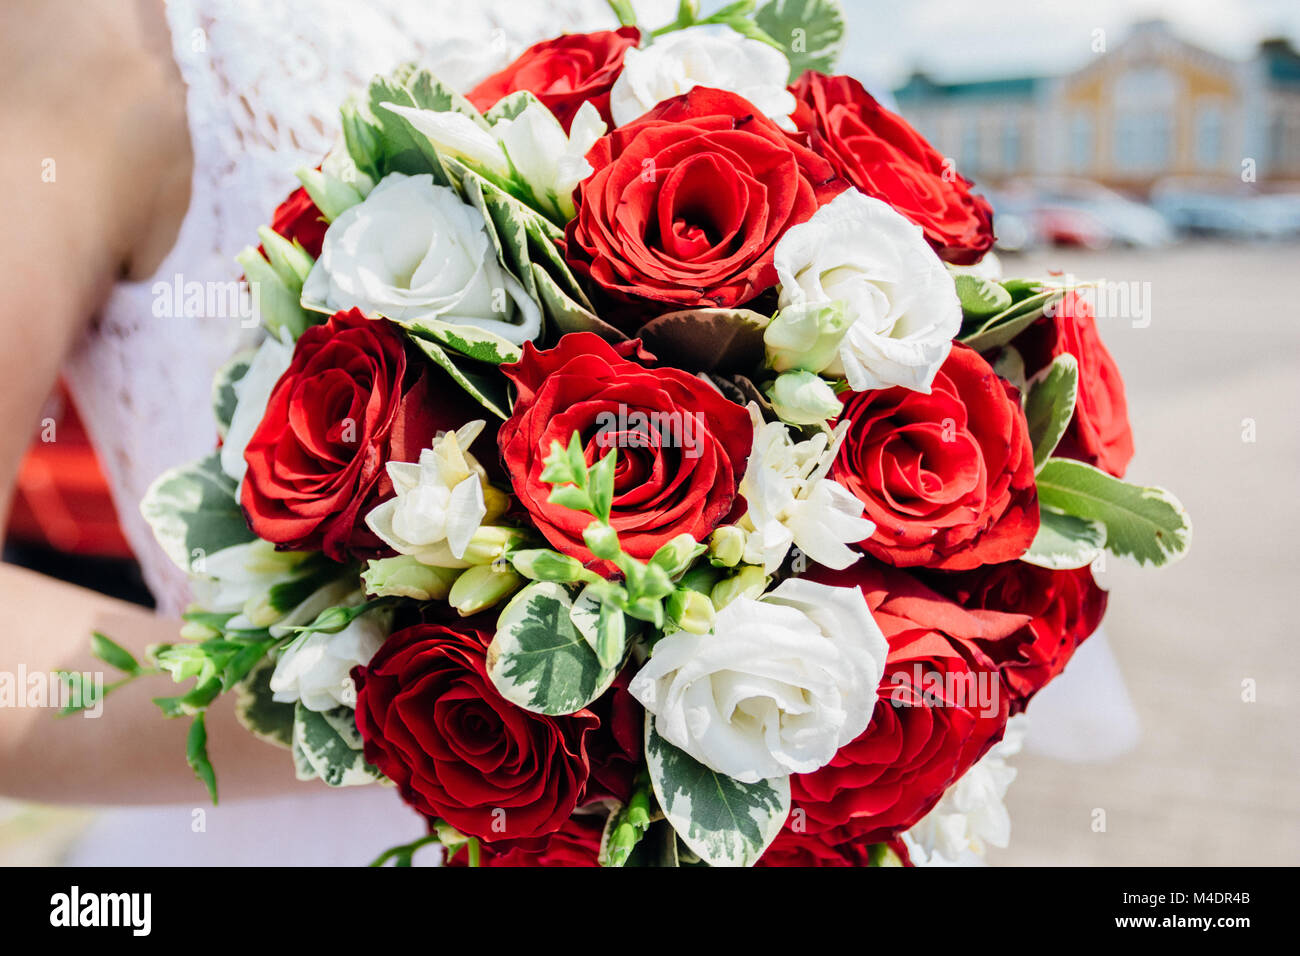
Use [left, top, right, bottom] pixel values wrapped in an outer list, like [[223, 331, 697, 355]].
[[0, 0, 328, 804]]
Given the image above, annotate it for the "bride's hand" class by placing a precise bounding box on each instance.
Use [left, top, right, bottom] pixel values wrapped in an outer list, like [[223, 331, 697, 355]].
[[0, 0, 325, 805]]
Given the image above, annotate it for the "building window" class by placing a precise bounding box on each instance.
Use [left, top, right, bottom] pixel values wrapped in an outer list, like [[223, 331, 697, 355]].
[[1112, 67, 1177, 174], [1195, 102, 1224, 171], [1069, 111, 1094, 173], [1003, 120, 1023, 172], [1115, 110, 1173, 173], [961, 121, 981, 174]]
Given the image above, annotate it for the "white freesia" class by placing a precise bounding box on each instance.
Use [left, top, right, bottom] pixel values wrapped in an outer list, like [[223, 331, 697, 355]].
[[301, 173, 541, 343], [904, 715, 1027, 865], [365, 420, 498, 568], [772, 188, 962, 393], [270, 610, 389, 712], [219, 334, 294, 485], [610, 25, 796, 129], [380, 100, 605, 221], [629, 578, 889, 783], [738, 406, 874, 573], [189, 540, 357, 633]]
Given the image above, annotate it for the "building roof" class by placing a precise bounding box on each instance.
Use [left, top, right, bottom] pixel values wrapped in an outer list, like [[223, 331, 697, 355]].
[[894, 71, 1040, 103]]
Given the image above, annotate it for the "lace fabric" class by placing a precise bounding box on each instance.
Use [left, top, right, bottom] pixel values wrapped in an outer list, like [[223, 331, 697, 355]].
[[66, 0, 671, 614]]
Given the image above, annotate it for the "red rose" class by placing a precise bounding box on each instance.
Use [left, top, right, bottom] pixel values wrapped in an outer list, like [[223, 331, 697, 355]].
[[926, 562, 1108, 713], [466, 28, 640, 132], [451, 812, 605, 868], [791, 72, 994, 265], [581, 673, 643, 805], [791, 561, 1023, 844], [267, 186, 328, 259], [1015, 292, 1134, 477], [757, 832, 913, 867], [565, 87, 843, 318], [241, 309, 468, 561], [499, 332, 752, 567], [353, 621, 598, 842], [832, 344, 1039, 570]]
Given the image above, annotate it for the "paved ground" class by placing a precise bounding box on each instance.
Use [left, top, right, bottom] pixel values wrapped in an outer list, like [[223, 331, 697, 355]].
[[987, 240, 1300, 866]]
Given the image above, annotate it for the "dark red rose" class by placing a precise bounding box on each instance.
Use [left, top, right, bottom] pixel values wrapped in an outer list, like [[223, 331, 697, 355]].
[[581, 673, 643, 805], [832, 344, 1039, 570], [926, 562, 1108, 714], [466, 27, 640, 132], [241, 309, 477, 561], [757, 830, 872, 867], [353, 621, 598, 843], [450, 812, 605, 867], [499, 332, 752, 568], [565, 87, 843, 319], [1015, 292, 1134, 477], [791, 561, 1024, 845], [267, 186, 329, 259], [791, 72, 994, 265]]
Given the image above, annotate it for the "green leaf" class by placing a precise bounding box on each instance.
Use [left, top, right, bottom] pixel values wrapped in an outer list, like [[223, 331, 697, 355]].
[[235, 247, 312, 340], [1036, 458, 1192, 567], [211, 350, 253, 439], [403, 317, 521, 365], [407, 334, 510, 419], [958, 286, 1064, 353], [954, 273, 1013, 321], [292, 702, 383, 787], [233, 658, 295, 750], [1022, 507, 1105, 570], [140, 453, 256, 575], [482, 90, 543, 126], [486, 582, 619, 716], [187, 712, 218, 805], [1024, 353, 1078, 471], [645, 718, 789, 868], [753, 0, 847, 75], [91, 632, 142, 675], [365, 66, 487, 182]]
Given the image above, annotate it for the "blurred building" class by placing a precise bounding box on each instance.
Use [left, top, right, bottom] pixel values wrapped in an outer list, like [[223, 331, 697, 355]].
[[894, 20, 1300, 193]]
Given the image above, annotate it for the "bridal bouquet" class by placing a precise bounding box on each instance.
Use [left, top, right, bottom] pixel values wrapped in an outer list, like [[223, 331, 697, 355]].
[[86, 0, 1191, 867]]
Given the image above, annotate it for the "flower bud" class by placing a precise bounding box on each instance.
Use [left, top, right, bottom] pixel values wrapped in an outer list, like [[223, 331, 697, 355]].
[[707, 525, 747, 568], [362, 556, 460, 601], [666, 588, 716, 635], [448, 564, 524, 616], [460, 526, 527, 565], [764, 301, 850, 374], [510, 548, 588, 583], [649, 533, 706, 578], [765, 370, 843, 425], [710, 565, 768, 610], [583, 522, 622, 562]]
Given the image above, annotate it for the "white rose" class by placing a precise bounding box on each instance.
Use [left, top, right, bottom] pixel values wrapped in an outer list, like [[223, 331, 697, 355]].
[[904, 715, 1027, 865], [738, 406, 874, 573], [219, 333, 293, 485], [380, 100, 605, 221], [629, 578, 888, 782], [772, 188, 961, 393], [301, 172, 541, 343], [270, 611, 389, 712], [610, 25, 796, 129]]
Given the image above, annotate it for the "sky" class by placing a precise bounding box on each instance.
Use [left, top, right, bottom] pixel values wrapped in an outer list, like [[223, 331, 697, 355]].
[[824, 0, 1300, 86]]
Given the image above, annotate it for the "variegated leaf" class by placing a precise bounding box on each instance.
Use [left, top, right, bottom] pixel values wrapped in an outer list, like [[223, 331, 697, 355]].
[[486, 582, 618, 716], [291, 702, 383, 787], [408, 335, 510, 419], [140, 453, 256, 574], [1022, 507, 1105, 570], [403, 317, 521, 365], [645, 718, 789, 868], [1036, 458, 1192, 567], [1024, 353, 1078, 471], [233, 658, 295, 750]]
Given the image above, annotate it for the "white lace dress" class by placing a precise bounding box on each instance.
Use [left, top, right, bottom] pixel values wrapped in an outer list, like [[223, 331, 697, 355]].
[[64, 0, 673, 867]]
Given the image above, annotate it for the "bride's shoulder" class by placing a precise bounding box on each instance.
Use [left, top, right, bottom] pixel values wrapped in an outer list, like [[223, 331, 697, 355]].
[[1, 0, 191, 279]]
